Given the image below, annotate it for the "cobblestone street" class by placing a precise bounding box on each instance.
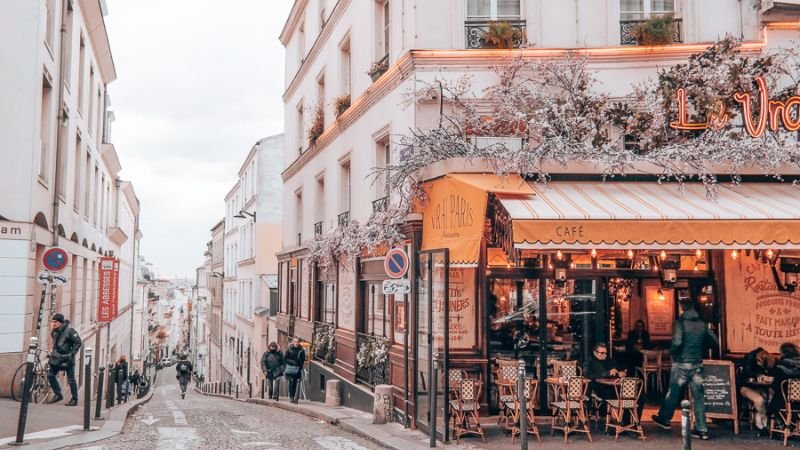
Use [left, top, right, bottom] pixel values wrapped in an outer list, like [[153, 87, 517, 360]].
[[64, 375, 384, 450]]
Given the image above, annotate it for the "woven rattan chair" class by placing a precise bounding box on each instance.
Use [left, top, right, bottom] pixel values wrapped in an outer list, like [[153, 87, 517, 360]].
[[637, 350, 662, 394], [770, 378, 800, 446], [551, 376, 592, 443], [605, 377, 645, 441], [511, 377, 541, 443], [496, 359, 519, 430], [450, 379, 485, 443]]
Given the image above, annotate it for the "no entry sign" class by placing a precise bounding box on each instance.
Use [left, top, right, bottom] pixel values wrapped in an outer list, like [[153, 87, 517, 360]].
[[42, 247, 68, 272], [384, 248, 409, 279]]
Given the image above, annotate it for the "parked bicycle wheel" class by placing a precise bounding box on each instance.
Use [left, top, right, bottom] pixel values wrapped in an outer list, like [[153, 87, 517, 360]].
[[31, 368, 51, 404], [10, 363, 27, 402]]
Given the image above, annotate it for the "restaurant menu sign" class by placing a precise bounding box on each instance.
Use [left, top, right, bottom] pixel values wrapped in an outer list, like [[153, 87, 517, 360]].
[[434, 268, 477, 350], [97, 257, 120, 322], [300, 262, 310, 320], [645, 285, 675, 339], [337, 261, 355, 331], [725, 252, 800, 353]]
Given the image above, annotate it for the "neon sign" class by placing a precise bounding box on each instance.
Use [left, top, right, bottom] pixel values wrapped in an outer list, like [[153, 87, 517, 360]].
[[670, 76, 800, 136]]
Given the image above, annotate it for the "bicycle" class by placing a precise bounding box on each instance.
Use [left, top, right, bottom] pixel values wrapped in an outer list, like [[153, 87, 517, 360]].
[[10, 349, 51, 403]]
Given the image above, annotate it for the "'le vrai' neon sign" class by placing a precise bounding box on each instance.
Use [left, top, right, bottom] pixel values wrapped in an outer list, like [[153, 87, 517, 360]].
[[670, 76, 800, 136]]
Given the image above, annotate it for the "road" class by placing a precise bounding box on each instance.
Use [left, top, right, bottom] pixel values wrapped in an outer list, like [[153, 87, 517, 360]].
[[65, 375, 385, 450]]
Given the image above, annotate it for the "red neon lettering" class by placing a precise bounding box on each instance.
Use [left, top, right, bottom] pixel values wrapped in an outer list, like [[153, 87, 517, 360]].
[[783, 97, 800, 131], [669, 87, 708, 130], [733, 76, 769, 138]]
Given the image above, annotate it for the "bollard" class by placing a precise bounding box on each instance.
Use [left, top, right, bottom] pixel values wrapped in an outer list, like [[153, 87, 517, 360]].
[[105, 364, 115, 408], [95, 366, 105, 420], [325, 379, 341, 407], [249, 383, 252, 399], [261, 379, 265, 399], [681, 400, 692, 450], [518, 360, 528, 450], [10, 337, 38, 446], [373, 384, 393, 424], [83, 348, 93, 431], [235, 384, 239, 399]]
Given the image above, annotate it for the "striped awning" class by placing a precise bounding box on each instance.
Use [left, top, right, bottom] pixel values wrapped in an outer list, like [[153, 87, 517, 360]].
[[498, 182, 800, 249]]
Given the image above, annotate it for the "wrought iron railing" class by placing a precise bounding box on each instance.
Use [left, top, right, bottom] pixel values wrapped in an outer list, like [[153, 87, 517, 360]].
[[620, 18, 683, 45], [314, 221, 323, 237], [338, 211, 350, 228], [355, 332, 389, 388], [372, 196, 388, 213], [465, 20, 526, 49], [312, 321, 336, 365]]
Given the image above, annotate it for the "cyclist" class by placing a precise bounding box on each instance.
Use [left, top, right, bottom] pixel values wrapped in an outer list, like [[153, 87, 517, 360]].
[[175, 353, 193, 399]]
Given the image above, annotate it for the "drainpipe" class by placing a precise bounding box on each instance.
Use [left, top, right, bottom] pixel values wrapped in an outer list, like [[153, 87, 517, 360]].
[[51, 0, 70, 247], [129, 215, 139, 361]]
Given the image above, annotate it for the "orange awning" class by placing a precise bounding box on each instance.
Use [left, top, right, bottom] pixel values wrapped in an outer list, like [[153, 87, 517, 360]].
[[498, 182, 800, 249], [421, 173, 533, 265]]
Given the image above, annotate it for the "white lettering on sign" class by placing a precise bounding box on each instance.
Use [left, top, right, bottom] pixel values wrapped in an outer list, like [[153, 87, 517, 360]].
[[382, 279, 411, 295]]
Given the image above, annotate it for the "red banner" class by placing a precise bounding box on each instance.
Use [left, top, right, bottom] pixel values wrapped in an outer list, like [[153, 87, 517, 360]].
[[98, 257, 120, 322]]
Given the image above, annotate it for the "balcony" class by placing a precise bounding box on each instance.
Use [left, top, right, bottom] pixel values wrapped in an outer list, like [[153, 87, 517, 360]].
[[620, 18, 683, 45], [337, 211, 349, 228], [312, 321, 335, 365], [465, 20, 526, 49], [355, 332, 389, 388], [314, 221, 323, 237], [372, 196, 388, 213]]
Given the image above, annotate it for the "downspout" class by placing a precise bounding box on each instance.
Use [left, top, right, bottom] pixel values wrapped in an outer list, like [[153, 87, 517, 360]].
[[52, 0, 70, 247], [129, 214, 139, 362]]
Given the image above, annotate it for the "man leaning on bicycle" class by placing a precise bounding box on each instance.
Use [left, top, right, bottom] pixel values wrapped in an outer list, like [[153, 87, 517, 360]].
[[47, 313, 82, 406]]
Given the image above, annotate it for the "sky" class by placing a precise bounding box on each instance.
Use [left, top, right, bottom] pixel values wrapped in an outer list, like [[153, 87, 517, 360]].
[[105, 0, 293, 278]]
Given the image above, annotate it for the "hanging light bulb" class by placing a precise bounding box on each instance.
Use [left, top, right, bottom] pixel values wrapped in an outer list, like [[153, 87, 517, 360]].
[[548, 263, 553, 269], [732, 249, 738, 260], [693, 264, 699, 271], [767, 249, 774, 259], [657, 288, 665, 301], [570, 262, 576, 269], [591, 249, 597, 259], [653, 263, 659, 271], [696, 249, 702, 258], [660, 250, 667, 259], [627, 249, 634, 259], [557, 250, 563, 260]]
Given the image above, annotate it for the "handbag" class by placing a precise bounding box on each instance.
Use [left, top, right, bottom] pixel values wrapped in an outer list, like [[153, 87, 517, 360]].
[[284, 365, 300, 377]]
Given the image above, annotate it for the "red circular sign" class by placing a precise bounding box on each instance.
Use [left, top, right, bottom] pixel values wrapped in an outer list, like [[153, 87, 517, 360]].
[[384, 248, 409, 279], [42, 247, 69, 272]]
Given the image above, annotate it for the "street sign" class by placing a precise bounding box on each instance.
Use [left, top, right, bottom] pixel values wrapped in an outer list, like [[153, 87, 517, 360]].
[[36, 270, 51, 285], [42, 247, 68, 272], [384, 248, 409, 279], [51, 273, 68, 286], [382, 279, 411, 295]]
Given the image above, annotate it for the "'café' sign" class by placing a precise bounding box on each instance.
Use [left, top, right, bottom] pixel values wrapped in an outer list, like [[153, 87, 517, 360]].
[[670, 76, 800, 136]]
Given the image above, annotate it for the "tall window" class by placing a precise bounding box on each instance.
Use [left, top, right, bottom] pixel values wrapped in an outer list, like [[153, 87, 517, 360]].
[[467, 0, 521, 20], [340, 39, 351, 96], [93, 166, 99, 224], [339, 161, 351, 214], [620, 0, 674, 20], [319, 0, 327, 30], [376, 1, 390, 58], [57, 109, 68, 195], [374, 139, 390, 200], [295, 190, 303, 245], [73, 135, 81, 210], [84, 153, 90, 219], [88, 67, 94, 132], [39, 77, 53, 181], [317, 74, 325, 128], [63, 3, 73, 86], [296, 102, 304, 154], [298, 19, 305, 64], [45, 0, 56, 50], [315, 176, 325, 227], [78, 35, 86, 112], [364, 282, 390, 338]]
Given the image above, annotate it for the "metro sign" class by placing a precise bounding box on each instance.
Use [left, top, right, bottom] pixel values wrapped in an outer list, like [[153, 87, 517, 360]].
[[670, 76, 800, 136]]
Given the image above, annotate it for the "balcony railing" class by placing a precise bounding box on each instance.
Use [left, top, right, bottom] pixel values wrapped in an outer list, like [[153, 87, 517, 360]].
[[355, 332, 389, 388], [372, 196, 388, 213], [337, 211, 350, 228], [465, 20, 526, 49], [620, 18, 683, 45], [314, 221, 323, 237], [312, 321, 335, 365]]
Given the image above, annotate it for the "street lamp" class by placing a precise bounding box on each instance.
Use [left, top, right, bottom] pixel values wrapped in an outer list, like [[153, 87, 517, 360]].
[[211, 271, 224, 278], [234, 210, 256, 220]]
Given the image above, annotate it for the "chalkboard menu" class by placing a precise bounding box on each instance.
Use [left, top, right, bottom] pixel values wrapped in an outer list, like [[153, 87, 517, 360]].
[[701, 359, 739, 434]]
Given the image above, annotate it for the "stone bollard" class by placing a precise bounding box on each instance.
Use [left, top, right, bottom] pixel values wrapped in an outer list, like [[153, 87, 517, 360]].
[[372, 384, 393, 424], [325, 380, 341, 407]]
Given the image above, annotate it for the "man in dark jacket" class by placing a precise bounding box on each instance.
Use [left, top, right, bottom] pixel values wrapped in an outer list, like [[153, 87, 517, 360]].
[[284, 338, 306, 404], [47, 313, 82, 405], [652, 299, 718, 440], [114, 355, 129, 404], [175, 353, 193, 399], [261, 342, 284, 400], [585, 343, 625, 400], [129, 369, 142, 396], [767, 343, 800, 425], [737, 347, 774, 431]]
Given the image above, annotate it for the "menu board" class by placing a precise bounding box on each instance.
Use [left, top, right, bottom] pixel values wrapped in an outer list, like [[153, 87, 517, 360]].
[[701, 359, 739, 434], [644, 286, 675, 339], [431, 268, 477, 350], [337, 261, 355, 330]]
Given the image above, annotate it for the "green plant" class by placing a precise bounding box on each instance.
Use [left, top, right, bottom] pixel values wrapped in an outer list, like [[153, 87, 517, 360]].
[[482, 21, 523, 49], [632, 14, 674, 46], [307, 104, 325, 145], [333, 94, 351, 118]]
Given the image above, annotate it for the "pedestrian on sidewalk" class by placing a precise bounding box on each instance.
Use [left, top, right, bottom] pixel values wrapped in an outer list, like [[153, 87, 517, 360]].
[[46, 313, 82, 406], [129, 368, 142, 397], [114, 355, 129, 404], [175, 353, 193, 399], [261, 341, 285, 400], [652, 298, 718, 441], [284, 338, 306, 404]]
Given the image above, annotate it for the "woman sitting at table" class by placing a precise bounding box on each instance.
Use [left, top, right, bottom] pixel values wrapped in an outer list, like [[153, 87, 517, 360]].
[[737, 347, 775, 433], [767, 343, 800, 429]]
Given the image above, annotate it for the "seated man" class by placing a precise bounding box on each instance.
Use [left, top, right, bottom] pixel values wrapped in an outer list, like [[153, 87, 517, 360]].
[[585, 343, 625, 401], [626, 320, 651, 353], [737, 347, 775, 433]]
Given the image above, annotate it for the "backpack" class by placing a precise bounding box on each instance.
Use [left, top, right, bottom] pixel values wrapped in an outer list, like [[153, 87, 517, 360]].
[[178, 362, 189, 374]]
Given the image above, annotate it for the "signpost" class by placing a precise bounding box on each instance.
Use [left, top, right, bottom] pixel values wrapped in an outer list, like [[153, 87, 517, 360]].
[[42, 247, 68, 272], [382, 279, 411, 295], [384, 248, 409, 279]]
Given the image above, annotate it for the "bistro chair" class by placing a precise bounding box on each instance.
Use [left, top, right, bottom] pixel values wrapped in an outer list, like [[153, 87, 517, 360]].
[[551, 376, 592, 443], [450, 379, 485, 443], [769, 378, 800, 446], [550, 361, 581, 404], [511, 377, 541, 444], [637, 350, 662, 394], [605, 377, 645, 441], [496, 358, 519, 430]]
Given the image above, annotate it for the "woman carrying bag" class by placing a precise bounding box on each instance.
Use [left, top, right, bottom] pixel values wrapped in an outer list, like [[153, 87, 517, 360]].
[[284, 338, 306, 404], [260, 342, 285, 400]]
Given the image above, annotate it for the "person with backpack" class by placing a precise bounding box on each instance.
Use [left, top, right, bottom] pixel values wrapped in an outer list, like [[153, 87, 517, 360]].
[[129, 368, 142, 397], [284, 338, 306, 404], [175, 353, 193, 399], [114, 355, 129, 404], [652, 298, 719, 441], [47, 313, 82, 406], [261, 342, 284, 400]]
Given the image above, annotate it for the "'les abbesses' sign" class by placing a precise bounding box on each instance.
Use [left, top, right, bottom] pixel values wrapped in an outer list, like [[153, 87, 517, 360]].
[[98, 257, 120, 322]]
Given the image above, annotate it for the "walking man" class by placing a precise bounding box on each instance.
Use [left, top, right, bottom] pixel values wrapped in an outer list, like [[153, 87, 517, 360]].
[[47, 313, 82, 406], [284, 338, 306, 404], [261, 341, 284, 400], [652, 298, 718, 440], [175, 353, 193, 399], [129, 368, 142, 397]]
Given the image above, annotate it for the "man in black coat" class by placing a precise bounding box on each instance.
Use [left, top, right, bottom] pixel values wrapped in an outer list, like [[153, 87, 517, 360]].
[[175, 354, 193, 399], [47, 313, 82, 405], [261, 342, 284, 400]]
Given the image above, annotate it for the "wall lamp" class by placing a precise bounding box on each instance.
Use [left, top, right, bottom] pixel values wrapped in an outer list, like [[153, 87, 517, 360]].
[[234, 210, 256, 220], [772, 256, 800, 293], [658, 254, 681, 286], [210, 271, 225, 278]]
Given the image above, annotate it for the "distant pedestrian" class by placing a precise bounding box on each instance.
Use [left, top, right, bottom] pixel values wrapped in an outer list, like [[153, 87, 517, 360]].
[[652, 298, 718, 440], [284, 338, 306, 404], [261, 342, 284, 400], [175, 353, 193, 399], [114, 355, 129, 404], [46, 313, 82, 406], [129, 368, 142, 397]]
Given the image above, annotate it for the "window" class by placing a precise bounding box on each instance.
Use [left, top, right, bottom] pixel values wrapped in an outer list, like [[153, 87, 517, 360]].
[[83, 152, 90, 218], [63, 3, 73, 86], [39, 76, 53, 181], [296, 102, 304, 154], [467, 0, 521, 20], [57, 109, 68, 195], [319, 0, 327, 30], [45, 0, 56, 50], [374, 139, 390, 200], [315, 176, 325, 226], [93, 166, 99, 224], [339, 160, 351, 214], [78, 35, 85, 113], [298, 19, 305, 65], [340, 38, 351, 96], [620, 0, 674, 20], [73, 135, 81, 210], [364, 282, 390, 338], [317, 73, 325, 128], [317, 281, 336, 323], [88, 67, 94, 133], [376, 1, 390, 58], [295, 190, 303, 245]]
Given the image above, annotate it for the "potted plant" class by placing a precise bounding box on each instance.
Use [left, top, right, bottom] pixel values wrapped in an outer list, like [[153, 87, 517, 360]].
[[307, 104, 324, 146], [333, 94, 351, 118], [481, 21, 523, 49], [367, 58, 389, 82], [632, 14, 674, 46]]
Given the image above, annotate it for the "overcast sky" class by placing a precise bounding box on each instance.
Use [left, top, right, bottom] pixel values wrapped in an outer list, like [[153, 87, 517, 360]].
[[105, 0, 293, 278]]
